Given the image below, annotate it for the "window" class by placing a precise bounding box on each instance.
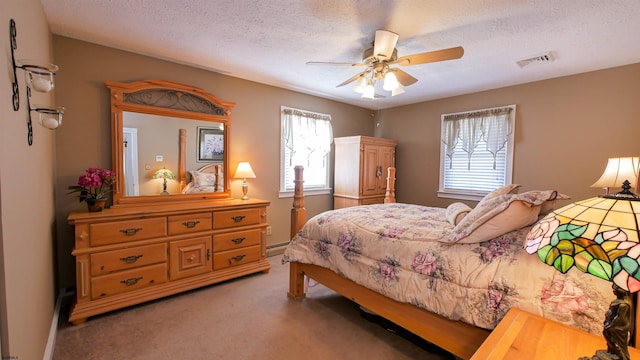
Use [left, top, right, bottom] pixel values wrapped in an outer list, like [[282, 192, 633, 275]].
[[438, 105, 516, 201], [279, 106, 333, 197]]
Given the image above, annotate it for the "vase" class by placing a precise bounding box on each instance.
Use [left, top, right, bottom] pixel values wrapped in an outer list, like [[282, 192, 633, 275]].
[[86, 199, 107, 212]]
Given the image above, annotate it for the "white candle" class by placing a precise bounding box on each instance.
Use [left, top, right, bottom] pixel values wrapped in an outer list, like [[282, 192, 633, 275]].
[[29, 73, 54, 92], [40, 115, 60, 129]]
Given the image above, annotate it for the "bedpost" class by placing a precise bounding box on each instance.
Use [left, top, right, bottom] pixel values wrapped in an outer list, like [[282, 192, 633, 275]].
[[178, 128, 187, 191], [289, 165, 307, 299], [384, 167, 396, 203], [291, 165, 306, 239]]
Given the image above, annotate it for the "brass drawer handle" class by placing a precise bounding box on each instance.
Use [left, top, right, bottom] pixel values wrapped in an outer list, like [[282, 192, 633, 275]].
[[229, 254, 246, 264], [182, 220, 200, 228], [120, 276, 142, 286], [231, 215, 245, 223], [120, 254, 143, 264], [119, 227, 142, 236], [231, 237, 245, 244]]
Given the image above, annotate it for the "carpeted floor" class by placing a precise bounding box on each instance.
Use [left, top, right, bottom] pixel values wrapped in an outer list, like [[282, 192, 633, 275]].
[[53, 255, 454, 360]]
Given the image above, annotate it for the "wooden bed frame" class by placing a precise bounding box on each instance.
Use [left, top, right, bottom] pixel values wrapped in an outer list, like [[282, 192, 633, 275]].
[[287, 165, 640, 359], [287, 165, 488, 359]]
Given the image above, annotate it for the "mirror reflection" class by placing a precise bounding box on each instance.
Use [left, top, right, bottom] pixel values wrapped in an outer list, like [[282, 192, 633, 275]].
[[122, 112, 224, 196]]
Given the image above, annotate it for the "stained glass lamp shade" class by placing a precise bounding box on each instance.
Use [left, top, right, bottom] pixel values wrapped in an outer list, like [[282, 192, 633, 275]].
[[524, 182, 640, 360], [153, 168, 175, 195]]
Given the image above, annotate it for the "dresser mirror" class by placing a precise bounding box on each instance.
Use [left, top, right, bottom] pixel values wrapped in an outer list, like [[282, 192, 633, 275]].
[[107, 79, 234, 206]]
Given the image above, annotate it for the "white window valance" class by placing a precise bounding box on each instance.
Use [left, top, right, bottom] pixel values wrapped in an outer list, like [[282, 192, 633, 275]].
[[442, 107, 513, 169], [282, 107, 333, 168]]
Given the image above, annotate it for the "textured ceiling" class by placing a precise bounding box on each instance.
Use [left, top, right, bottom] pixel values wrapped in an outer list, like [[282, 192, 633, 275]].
[[40, 0, 640, 110]]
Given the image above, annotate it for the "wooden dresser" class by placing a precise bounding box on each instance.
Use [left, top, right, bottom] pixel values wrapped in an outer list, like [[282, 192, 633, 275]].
[[333, 136, 397, 209], [67, 198, 270, 324]]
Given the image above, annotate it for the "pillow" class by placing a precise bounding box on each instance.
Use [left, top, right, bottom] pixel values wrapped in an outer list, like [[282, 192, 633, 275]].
[[189, 170, 201, 188], [479, 184, 521, 204], [510, 190, 571, 216], [450, 193, 541, 244], [539, 191, 571, 216], [445, 202, 473, 226], [197, 172, 217, 187]]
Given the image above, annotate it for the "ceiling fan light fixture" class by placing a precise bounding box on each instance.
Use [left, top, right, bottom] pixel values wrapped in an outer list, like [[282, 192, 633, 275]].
[[352, 75, 368, 93], [383, 71, 399, 91], [362, 82, 375, 99], [391, 84, 405, 96]]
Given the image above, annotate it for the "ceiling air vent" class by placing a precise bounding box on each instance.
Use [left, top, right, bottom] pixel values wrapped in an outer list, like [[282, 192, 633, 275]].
[[516, 51, 555, 68]]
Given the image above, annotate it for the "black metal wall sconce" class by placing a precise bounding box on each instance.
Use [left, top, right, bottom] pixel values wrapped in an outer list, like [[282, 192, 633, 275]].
[[9, 18, 64, 146]]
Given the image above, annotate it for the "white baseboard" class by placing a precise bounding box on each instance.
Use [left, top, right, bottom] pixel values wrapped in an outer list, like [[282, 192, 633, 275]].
[[266, 242, 289, 257], [43, 288, 73, 360]]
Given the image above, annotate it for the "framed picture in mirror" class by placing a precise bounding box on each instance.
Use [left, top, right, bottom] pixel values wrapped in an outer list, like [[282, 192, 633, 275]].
[[197, 126, 224, 162]]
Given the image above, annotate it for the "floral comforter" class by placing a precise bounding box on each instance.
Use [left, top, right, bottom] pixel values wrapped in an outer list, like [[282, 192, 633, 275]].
[[282, 203, 614, 334]]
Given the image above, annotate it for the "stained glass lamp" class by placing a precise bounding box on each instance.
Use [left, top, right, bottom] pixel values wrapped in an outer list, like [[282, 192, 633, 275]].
[[153, 168, 175, 195], [525, 180, 640, 360]]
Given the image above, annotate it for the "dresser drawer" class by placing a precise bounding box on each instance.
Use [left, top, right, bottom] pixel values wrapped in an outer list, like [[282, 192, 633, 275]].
[[214, 229, 261, 252], [90, 243, 167, 276], [90, 217, 167, 246], [91, 263, 167, 299], [168, 212, 212, 235], [213, 245, 261, 270], [213, 208, 262, 229], [360, 197, 384, 205]]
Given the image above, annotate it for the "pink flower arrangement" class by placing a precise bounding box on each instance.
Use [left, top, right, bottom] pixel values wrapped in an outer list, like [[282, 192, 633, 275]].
[[68, 167, 116, 202]]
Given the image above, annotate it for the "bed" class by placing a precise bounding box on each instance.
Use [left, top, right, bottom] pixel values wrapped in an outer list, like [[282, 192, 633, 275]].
[[181, 163, 224, 194], [283, 166, 639, 359]]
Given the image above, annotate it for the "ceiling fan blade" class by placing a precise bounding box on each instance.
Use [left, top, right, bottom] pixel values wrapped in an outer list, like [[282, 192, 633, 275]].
[[373, 30, 399, 60], [389, 68, 418, 86], [394, 46, 464, 66], [336, 69, 371, 87], [306, 61, 366, 66]]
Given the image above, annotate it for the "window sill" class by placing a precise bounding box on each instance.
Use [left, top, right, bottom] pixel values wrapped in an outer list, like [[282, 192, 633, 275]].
[[437, 190, 485, 202], [278, 188, 332, 198]]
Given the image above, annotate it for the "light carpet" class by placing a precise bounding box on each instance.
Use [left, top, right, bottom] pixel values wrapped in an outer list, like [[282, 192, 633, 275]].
[[53, 255, 453, 360]]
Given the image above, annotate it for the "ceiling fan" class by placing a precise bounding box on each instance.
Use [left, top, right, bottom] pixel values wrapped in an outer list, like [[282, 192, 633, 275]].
[[307, 30, 464, 98]]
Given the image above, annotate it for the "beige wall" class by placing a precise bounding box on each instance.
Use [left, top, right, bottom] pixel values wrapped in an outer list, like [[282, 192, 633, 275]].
[[53, 36, 374, 289], [376, 63, 640, 209], [0, 5, 638, 356], [0, 1, 58, 359]]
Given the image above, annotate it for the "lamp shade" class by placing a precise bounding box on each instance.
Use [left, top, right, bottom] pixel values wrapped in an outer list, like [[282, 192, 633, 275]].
[[362, 82, 375, 99], [153, 168, 175, 179], [383, 71, 399, 91], [591, 157, 639, 190], [352, 75, 368, 94], [524, 196, 640, 293], [391, 84, 405, 96], [234, 162, 256, 179]]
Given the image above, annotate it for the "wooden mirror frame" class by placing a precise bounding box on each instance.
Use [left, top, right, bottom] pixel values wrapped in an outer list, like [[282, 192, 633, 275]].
[[106, 79, 234, 207]]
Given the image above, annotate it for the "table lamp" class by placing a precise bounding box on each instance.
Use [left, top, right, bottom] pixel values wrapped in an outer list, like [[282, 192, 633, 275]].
[[525, 164, 640, 360], [591, 157, 639, 196], [234, 162, 256, 200], [153, 168, 175, 195]]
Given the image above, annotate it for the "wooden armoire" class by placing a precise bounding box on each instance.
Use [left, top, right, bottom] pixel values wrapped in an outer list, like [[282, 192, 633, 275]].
[[333, 136, 397, 209]]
